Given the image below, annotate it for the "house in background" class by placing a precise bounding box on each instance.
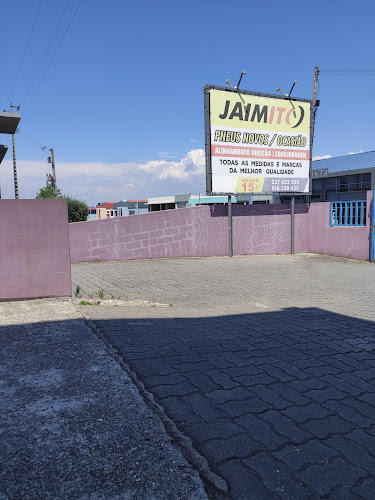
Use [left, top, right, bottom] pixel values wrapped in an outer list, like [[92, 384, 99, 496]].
[[114, 200, 148, 216], [95, 202, 117, 219], [147, 193, 191, 212], [91, 200, 148, 220]]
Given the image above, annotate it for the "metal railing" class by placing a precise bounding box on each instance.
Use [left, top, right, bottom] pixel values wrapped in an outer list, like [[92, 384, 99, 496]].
[[330, 200, 366, 227]]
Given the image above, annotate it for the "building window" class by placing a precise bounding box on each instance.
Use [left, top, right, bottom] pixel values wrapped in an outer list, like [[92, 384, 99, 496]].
[[361, 173, 371, 190], [311, 179, 322, 201], [330, 201, 366, 227], [323, 173, 371, 202]]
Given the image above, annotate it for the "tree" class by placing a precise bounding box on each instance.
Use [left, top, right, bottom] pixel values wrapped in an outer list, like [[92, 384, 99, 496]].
[[35, 186, 89, 223], [35, 184, 61, 199], [66, 197, 89, 223]]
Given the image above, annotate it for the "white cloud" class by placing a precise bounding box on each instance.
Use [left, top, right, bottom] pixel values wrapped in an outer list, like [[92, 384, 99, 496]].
[[347, 150, 363, 155], [138, 149, 205, 180], [157, 152, 176, 158], [0, 149, 206, 202], [189, 139, 199, 143], [312, 154, 332, 161]]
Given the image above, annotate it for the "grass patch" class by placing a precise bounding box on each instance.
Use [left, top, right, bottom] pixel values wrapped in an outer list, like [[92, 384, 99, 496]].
[[79, 300, 100, 306]]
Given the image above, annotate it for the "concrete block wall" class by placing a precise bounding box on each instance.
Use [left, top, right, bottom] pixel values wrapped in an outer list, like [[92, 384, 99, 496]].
[[69, 203, 311, 263], [307, 190, 372, 261], [0, 200, 72, 300], [69, 192, 373, 264], [69, 207, 225, 262], [231, 204, 308, 256]]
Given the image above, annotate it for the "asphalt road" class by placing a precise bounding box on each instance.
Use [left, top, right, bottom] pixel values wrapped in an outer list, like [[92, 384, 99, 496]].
[[73, 254, 375, 499]]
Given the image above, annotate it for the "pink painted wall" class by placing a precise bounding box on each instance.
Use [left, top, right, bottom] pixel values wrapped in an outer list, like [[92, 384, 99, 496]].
[[69, 207, 224, 262], [307, 191, 372, 261], [0, 200, 72, 300], [231, 204, 308, 256], [69, 193, 373, 264], [69, 203, 309, 263]]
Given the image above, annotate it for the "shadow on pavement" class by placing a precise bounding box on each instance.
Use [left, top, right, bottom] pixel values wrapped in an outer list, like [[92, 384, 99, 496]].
[[0, 304, 208, 500], [86, 306, 375, 499]]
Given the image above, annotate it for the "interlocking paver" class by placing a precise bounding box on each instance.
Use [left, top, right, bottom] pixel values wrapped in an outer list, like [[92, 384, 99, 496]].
[[200, 434, 264, 463], [207, 387, 253, 405], [273, 440, 339, 471], [353, 478, 375, 499], [282, 403, 334, 423], [158, 395, 201, 426], [73, 254, 375, 498], [296, 457, 366, 497], [182, 393, 227, 422], [221, 397, 272, 417], [249, 385, 291, 409], [325, 434, 375, 475], [244, 452, 315, 498], [216, 460, 272, 499], [303, 386, 347, 403], [301, 415, 355, 439], [235, 414, 288, 450], [322, 399, 374, 428], [347, 429, 375, 455], [205, 369, 240, 389], [269, 383, 311, 406], [187, 419, 243, 445], [260, 410, 313, 444]]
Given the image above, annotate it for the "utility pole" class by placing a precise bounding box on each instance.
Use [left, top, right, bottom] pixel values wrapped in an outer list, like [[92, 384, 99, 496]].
[[48, 148, 57, 197], [10, 102, 20, 199], [311, 66, 320, 147]]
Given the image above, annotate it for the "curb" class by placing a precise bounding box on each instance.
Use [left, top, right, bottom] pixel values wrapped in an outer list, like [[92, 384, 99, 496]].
[[76, 303, 229, 498]]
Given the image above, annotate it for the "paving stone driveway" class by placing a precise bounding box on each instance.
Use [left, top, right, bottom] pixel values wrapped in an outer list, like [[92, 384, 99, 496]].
[[72, 255, 375, 499]]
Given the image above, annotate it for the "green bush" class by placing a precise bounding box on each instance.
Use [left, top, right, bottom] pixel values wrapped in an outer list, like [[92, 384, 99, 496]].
[[35, 186, 89, 223], [66, 197, 89, 223]]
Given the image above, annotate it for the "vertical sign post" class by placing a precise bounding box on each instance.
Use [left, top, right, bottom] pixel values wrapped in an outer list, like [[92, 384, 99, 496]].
[[291, 195, 295, 255], [228, 195, 233, 257]]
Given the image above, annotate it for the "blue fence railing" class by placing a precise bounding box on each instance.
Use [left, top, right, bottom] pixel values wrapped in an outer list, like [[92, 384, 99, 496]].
[[330, 200, 367, 227]]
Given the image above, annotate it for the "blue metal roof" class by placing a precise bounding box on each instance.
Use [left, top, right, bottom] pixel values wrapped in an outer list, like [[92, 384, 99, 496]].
[[312, 151, 375, 173]]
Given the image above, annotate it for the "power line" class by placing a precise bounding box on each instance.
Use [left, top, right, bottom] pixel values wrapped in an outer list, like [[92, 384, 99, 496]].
[[320, 69, 375, 71], [320, 69, 375, 76], [5, 0, 44, 109], [16, 129, 48, 152], [22, 0, 84, 116], [19, 0, 72, 108]]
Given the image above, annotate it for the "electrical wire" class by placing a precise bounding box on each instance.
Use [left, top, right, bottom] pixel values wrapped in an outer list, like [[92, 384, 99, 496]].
[[22, 0, 84, 117], [5, 0, 44, 109], [320, 69, 375, 76], [320, 69, 375, 71], [16, 128, 48, 152], [19, 0, 72, 108]]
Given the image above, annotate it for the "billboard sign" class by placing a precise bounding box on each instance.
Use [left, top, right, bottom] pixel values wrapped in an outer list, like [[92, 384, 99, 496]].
[[204, 85, 312, 195]]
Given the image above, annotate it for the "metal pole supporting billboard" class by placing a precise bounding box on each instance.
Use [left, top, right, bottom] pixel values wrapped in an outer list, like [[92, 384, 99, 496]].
[[228, 195, 233, 257], [291, 195, 295, 255]]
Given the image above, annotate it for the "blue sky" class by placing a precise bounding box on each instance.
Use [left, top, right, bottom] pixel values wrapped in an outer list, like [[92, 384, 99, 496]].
[[1, 0, 374, 202]]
